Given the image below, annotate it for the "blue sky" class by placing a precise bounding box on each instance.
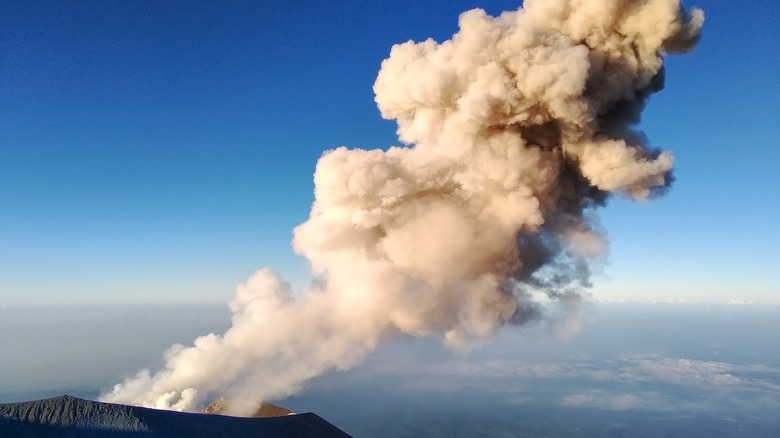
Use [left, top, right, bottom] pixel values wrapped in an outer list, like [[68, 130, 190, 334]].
[[2, 0, 778, 305]]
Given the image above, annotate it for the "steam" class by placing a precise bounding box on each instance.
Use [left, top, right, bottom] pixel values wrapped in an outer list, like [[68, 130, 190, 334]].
[[101, 0, 703, 415]]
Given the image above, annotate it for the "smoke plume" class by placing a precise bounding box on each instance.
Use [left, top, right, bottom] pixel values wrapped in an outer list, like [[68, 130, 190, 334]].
[[101, 0, 703, 415]]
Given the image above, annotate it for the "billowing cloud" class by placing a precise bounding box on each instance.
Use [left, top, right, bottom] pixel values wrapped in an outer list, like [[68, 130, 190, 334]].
[[101, 0, 703, 414]]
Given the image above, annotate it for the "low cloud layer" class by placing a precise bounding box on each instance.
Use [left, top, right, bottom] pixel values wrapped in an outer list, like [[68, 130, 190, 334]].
[[370, 355, 780, 390]]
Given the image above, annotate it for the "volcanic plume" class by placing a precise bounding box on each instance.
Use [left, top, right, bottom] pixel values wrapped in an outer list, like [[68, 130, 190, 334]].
[[101, 0, 703, 415]]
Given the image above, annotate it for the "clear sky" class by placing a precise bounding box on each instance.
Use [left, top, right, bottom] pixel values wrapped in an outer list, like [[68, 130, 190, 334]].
[[2, 0, 778, 306]]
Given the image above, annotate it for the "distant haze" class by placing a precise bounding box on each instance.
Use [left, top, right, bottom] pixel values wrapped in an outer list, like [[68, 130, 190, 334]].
[[98, 0, 704, 415], [0, 304, 229, 401], [3, 303, 779, 437]]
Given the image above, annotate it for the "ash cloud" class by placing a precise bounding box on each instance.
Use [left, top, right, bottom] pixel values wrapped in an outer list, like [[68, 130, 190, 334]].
[[101, 0, 703, 415]]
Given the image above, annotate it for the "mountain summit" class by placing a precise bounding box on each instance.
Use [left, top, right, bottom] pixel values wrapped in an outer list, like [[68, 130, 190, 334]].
[[0, 395, 352, 437], [202, 396, 294, 417]]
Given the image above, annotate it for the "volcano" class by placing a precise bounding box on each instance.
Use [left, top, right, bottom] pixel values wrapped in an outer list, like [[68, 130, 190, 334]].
[[0, 395, 352, 437]]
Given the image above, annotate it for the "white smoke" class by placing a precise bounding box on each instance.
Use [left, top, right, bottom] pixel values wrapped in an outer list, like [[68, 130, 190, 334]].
[[101, 0, 703, 415]]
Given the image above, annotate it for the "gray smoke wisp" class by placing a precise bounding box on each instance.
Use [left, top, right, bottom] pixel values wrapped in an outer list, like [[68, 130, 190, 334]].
[[101, 0, 703, 415]]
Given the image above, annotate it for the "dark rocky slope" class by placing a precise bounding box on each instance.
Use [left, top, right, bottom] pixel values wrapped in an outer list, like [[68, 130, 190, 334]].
[[0, 395, 353, 437]]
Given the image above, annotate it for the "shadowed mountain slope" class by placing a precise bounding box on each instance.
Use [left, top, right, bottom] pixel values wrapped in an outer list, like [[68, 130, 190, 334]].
[[0, 395, 353, 438]]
